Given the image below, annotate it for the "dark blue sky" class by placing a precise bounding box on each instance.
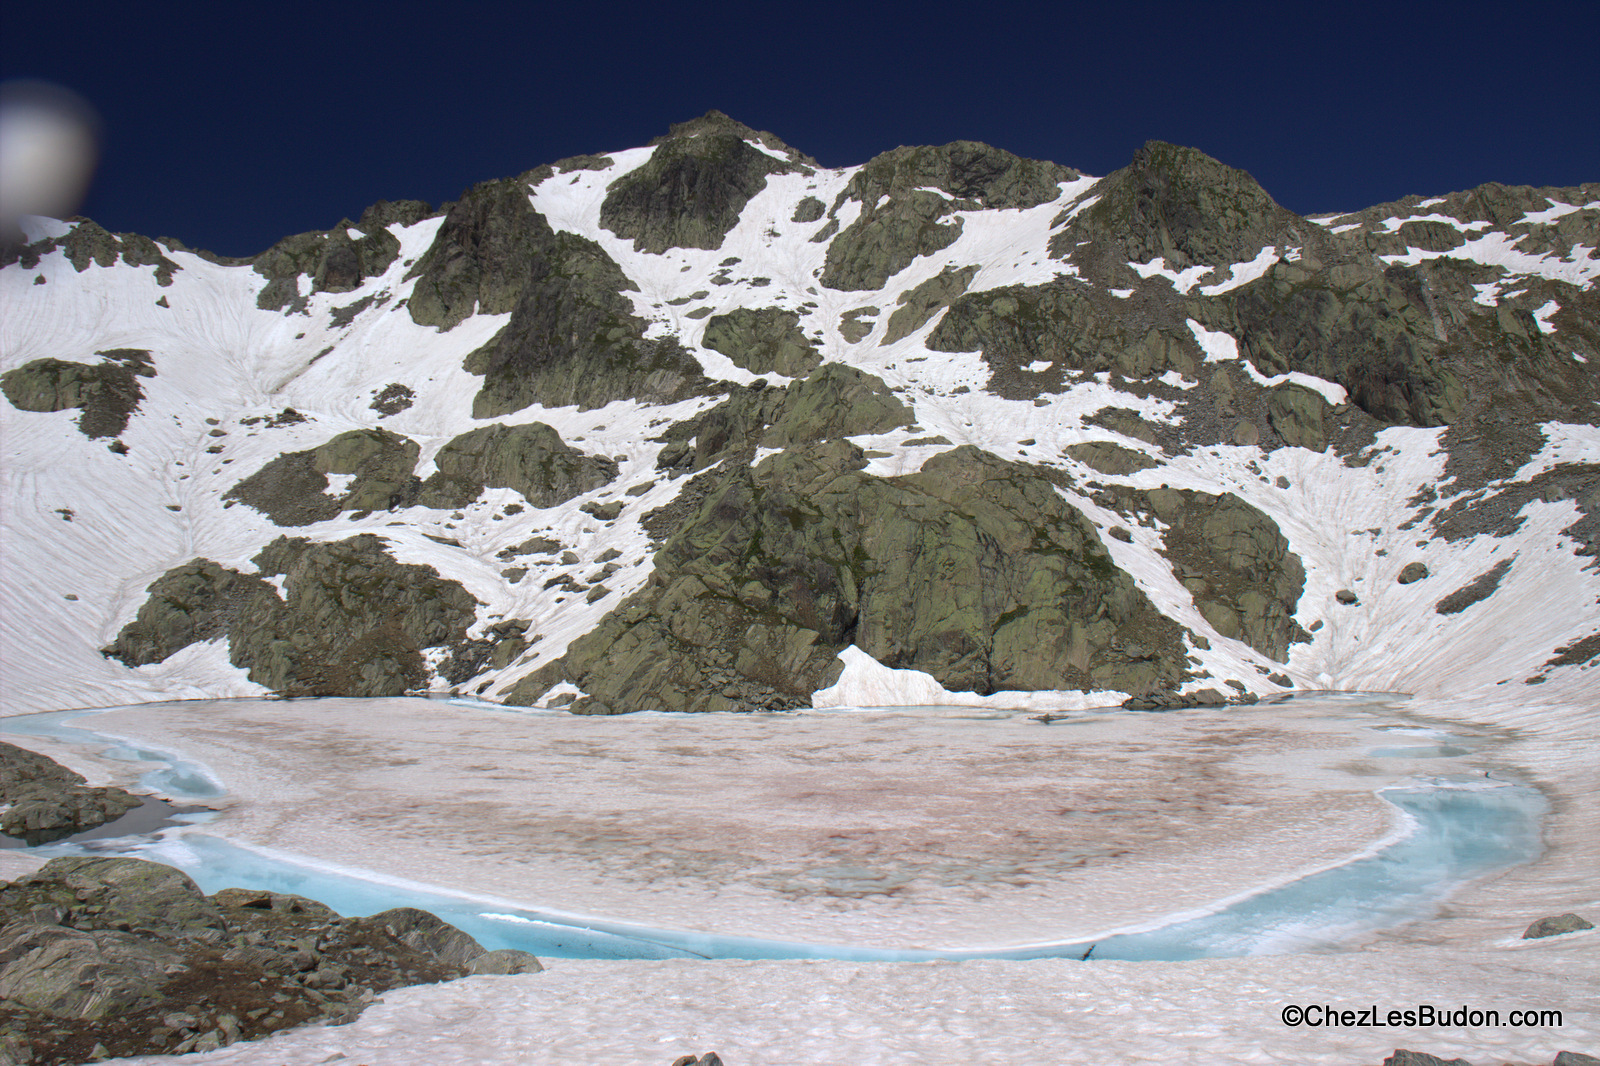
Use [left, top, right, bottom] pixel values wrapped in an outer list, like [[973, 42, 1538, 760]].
[[5, 0, 1596, 257]]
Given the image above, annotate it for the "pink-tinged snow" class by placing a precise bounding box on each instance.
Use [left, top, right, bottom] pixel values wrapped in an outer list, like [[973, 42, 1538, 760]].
[[3, 683, 1593, 1066]]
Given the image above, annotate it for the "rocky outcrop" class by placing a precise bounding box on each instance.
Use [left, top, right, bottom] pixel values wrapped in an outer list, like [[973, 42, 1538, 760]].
[[882, 265, 978, 343], [819, 142, 1076, 292], [761, 363, 914, 446], [105, 535, 479, 697], [1220, 258, 1467, 427], [1434, 558, 1513, 616], [1052, 140, 1295, 270], [420, 186, 709, 415], [0, 743, 141, 846], [4, 220, 180, 286], [1097, 486, 1308, 661], [654, 365, 914, 477], [1065, 441, 1160, 476], [0, 349, 155, 440], [600, 112, 808, 253], [927, 280, 1198, 397], [251, 203, 419, 311], [101, 559, 277, 667], [405, 176, 552, 331], [701, 307, 821, 377], [1266, 383, 1330, 451], [521, 443, 1186, 712], [224, 428, 421, 525], [1522, 912, 1593, 938], [418, 422, 618, 509], [0, 857, 539, 1066]]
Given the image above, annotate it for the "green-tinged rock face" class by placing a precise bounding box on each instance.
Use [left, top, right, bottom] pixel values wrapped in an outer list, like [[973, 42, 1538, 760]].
[[928, 281, 1197, 397], [5, 857, 229, 944], [761, 363, 914, 447], [234, 535, 479, 696], [537, 444, 1185, 712], [1266, 383, 1330, 451], [791, 196, 825, 223], [600, 130, 799, 254], [253, 219, 402, 307], [1134, 487, 1309, 661], [406, 175, 557, 330], [102, 559, 276, 666], [447, 218, 708, 415], [0, 920, 185, 1020], [847, 141, 1077, 213], [1222, 261, 1465, 426], [820, 190, 963, 292], [882, 265, 978, 343], [224, 428, 421, 525], [1054, 140, 1294, 268], [1065, 440, 1161, 475], [701, 307, 821, 377], [103, 537, 479, 697], [418, 422, 618, 509], [1, 349, 155, 439], [653, 367, 911, 478], [817, 114, 1076, 292]]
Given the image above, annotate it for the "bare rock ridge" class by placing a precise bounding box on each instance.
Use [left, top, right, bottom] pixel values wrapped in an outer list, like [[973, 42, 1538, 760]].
[[5, 112, 1599, 711]]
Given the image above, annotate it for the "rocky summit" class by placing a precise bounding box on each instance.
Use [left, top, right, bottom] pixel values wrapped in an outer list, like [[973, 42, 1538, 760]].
[[2, 111, 1597, 714]]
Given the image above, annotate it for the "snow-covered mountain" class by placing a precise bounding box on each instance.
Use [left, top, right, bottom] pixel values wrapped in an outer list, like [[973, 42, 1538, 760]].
[[3, 111, 1597, 717]]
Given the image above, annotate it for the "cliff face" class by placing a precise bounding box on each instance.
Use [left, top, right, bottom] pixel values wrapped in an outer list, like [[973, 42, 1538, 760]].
[[3, 113, 1597, 714]]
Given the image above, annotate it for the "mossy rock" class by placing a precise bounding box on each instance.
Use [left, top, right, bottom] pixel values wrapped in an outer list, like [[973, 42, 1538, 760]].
[[443, 215, 707, 414], [1051, 140, 1295, 269], [1135, 487, 1310, 660], [928, 280, 1195, 397], [252, 213, 403, 304], [816, 127, 1077, 291], [103, 560, 276, 667], [231, 535, 479, 696], [791, 196, 825, 223], [761, 363, 914, 447], [405, 174, 561, 331], [1221, 262, 1466, 427], [701, 307, 821, 377]]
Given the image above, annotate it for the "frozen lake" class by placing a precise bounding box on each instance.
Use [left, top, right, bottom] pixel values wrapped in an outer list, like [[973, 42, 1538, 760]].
[[0, 693, 1548, 960], [2, 691, 1595, 1066]]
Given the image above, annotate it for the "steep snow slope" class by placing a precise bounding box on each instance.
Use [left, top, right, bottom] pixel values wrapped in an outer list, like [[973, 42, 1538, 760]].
[[2, 113, 1598, 717]]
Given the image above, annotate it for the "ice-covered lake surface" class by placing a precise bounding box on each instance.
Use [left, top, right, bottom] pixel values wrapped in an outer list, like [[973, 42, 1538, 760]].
[[2, 692, 1595, 1065]]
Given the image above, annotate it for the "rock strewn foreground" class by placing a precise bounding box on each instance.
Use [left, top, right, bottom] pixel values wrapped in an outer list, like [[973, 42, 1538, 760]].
[[0, 856, 541, 1066]]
